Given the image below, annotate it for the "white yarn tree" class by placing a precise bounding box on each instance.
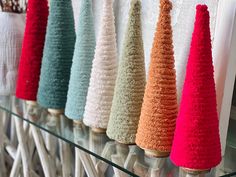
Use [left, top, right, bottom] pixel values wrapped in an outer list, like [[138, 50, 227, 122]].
[[83, 0, 118, 132]]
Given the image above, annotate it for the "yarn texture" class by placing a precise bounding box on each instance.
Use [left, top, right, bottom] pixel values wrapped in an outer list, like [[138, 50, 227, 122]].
[[170, 5, 221, 170], [37, 0, 76, 109], [107, 0, 146, 144], [0, 12, 25, 96], [65, 0, 96, 120], [16, 0, 48, 101], [83, 0, 118, 129], [136, 0, 178, 152]]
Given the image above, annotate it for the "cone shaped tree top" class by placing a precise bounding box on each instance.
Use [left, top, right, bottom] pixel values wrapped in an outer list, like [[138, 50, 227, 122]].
[[135, 0, 177, 154], [16, 0, 48, 101], [37, 0, 76, 109], [170, 5, 221, 170], [107, 0, 146, 144], [65, 0, 96, 120], [83, 0, 118, 129]]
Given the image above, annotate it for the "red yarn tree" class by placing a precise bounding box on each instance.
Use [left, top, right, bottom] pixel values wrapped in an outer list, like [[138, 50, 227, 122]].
[[16, 0, 48, 101], [170, 5, 221, 170]]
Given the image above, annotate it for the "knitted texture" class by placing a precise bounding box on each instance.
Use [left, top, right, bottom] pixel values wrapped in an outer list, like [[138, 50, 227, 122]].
[[37, 0, 76, 109], [83, 0, 118, 129], [107, 0, 146, 144], [16, 0, 48, 101], [0, 12, 25, 96], [65, 0, 96, 120], [170, 5, 221, 170], [136, 0, 178, 152]]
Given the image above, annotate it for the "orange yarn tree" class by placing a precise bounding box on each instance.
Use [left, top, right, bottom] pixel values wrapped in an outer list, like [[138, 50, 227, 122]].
[[136, 0, 178, 157]]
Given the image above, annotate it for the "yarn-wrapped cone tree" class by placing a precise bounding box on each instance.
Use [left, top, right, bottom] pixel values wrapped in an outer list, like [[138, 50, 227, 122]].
[[65, 0, 96, 122], [106, 0, 146, 144], [16, 0, 48, 102], [135, 0, 178, 157], [37, 0, 75, 111], [83, 0, 118, 133], [170, 5, 221, 172]]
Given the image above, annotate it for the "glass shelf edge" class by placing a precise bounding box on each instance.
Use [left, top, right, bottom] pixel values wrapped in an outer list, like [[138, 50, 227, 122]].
[[0, 105, 139, 177]]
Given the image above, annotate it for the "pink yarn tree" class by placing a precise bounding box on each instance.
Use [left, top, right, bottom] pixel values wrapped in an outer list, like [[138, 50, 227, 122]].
[[170, 5, 221, 171]]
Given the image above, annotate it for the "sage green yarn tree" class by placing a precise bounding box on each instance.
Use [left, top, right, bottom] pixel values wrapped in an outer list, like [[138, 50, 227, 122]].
[[83, 0, 118, 132], [107, 0, 146, 144], [65, 0, 95, 120], [37, 0, 76, 109]]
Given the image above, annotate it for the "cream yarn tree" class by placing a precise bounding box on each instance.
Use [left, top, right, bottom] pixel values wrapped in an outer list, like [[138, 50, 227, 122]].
[[83, 0, 118, 132]]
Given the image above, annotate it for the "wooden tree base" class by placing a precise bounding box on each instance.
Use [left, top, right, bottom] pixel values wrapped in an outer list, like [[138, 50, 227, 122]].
[[91, 127, 106, 134], [73, 120, 83, 126], [115, 140, 136, 146], [48, 109, 64, 116], [26, 101, 37, 106], [144, 149, 170, 158], [181, 167, 210, 175]]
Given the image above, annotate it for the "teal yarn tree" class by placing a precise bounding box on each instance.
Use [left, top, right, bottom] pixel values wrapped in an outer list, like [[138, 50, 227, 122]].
[[37, 0, 76, 109], [107, 0, 146, 144], [65, 0, 96, 120]]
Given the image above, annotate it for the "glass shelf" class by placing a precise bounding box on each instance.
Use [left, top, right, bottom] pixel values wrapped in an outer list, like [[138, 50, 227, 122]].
[[227, 119, 236, 149], [227, 106, 236, 149], [0, 96, 235, 177]]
